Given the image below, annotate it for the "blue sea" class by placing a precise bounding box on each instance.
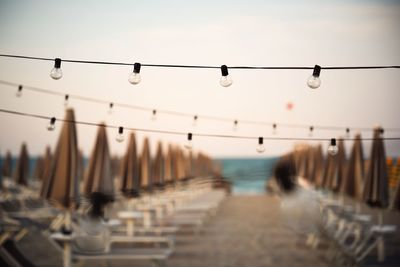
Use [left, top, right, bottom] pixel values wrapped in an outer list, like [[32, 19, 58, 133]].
[[216, 157, 278, 194], [1, 156, 278, 195]]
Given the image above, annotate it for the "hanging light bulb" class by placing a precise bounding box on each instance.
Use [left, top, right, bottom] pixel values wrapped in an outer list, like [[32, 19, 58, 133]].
[[47, 117, 56, 131], [220, 65, 233, 87], [16, 85, 23, 97], [256, 137, 266, 153], [151, 109, 157, 121], [233, 120, 238, 131], [128, 62, 141, 85], [108, 102, 114, 114], [193, 115, 198, 126], [50, 58, 63, 80], [307, 65, 321, 89], [328, 138, 338, 155], [116, 127, 124, 142], [64, 94, 69, 107], [345, 128, 350, 138], [272, 123, 277, 135], [308, 126, 314, 137], [184, 133, 193, 150]]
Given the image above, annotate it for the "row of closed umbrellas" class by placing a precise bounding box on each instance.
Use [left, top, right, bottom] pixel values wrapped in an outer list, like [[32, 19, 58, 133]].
[[1, 109, 216, 210], [293, 129, 399, 211]]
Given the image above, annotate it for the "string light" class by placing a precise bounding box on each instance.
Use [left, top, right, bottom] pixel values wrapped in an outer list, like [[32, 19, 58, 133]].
[[108, 102, 114, 114], [328, 138, 338, 155], [116, 126, 124, 142], [1, 108, 400, 144], [128, 62, 141, 85], [47, 117, 56, 131], [220, 65, 233, 87], [233, 120, 238, 131], [309, 126, 314, 137], [272, 123, 277, 135], [307, 65, 321, 89], [256, 137, 265, 153], [16, 85, 23, 97], [184, 133, 193, 150], [151, 109, 157, 121], [2, 80, 400, 133], [50, 58, 63, 80]]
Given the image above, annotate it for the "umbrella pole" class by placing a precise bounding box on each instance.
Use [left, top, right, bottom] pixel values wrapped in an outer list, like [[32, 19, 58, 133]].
[[63, 210, 72, 267], [377, 211, 385, 262]]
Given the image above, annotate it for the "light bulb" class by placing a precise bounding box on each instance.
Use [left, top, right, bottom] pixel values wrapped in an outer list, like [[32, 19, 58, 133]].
[[151, 110, 157, 121], [116, 127, 124, 142], [308, 126, 314, 137], [128, 62, 141, 85], [345, 128, 350, 138], [233, 120, 238, 131], [16, 85, 23, 97], [220, 65, 233, 87], [272, 123, 277, 135], [256, 137, 265, 153], [184, 133, 193, 150], [50, 58, 63, 80], [192, 115, 198, 127], [328, 138, 338, 155], [307, 65, 321, 89], [108, 103, 114, 114], [47, 117, 56, 131], [64, 95, 69, 107]]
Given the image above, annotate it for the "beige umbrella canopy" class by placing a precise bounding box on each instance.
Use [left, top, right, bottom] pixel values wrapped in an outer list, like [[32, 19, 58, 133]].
[[152, 141, 164, 187], [2, 151, 13, 177], [83, 124, 114, 197], [139, 137, 152, 191], [163, 145, 173, 184], [41, 109, 80, 210], [324, 139, 346, 192], [14, 143, 29, 186], [34, 146, 52, 180], [363, 128, 389, 207], [120, 132, 140, 198], [341, 134, 364, 200]]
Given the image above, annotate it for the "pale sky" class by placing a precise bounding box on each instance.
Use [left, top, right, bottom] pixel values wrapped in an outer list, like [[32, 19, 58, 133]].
[[0, 0, 400, 158]]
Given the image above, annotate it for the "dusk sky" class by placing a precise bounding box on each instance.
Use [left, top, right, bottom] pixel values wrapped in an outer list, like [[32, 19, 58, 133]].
[[0, 0, 399, 158]]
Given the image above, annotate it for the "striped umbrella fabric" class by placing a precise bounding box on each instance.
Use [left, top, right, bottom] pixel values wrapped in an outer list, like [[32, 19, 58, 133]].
[[341, 134, 364, 200], [41, 109, 80, 209], [363, 128, 389, 208], [83, 124, 114, 197], [120, 132, 140, 198], [14, 143, 29, 186]]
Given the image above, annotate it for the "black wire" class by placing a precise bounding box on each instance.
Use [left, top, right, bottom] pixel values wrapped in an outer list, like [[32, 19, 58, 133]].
[[1, 54, 399, 69], [1, 108, 400, 142], [1, 79, 400, 132]]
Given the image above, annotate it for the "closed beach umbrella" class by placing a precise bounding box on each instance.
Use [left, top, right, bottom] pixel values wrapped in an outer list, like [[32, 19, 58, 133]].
[[41, 109, 80, 210], [14, 143, 29, 186], [363, 128, 389, 207], [313, 145, 325, 188], [2, 151, 13, 177], [341, 134, 364, 200], [324, 139, 346, 192], [34, 156, 44, 180], [42, 146, 52, 181], [322, 152, 337, 189], [139, 137, 152, 190], [306, 146, 316, 183], [120, 132, 140, 197], [176, 148, 186, 181], [83, 123, 114, 197], [163, 144, 173, 184], [392, 181, 400, 211], [152, 141, 164, 187]]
